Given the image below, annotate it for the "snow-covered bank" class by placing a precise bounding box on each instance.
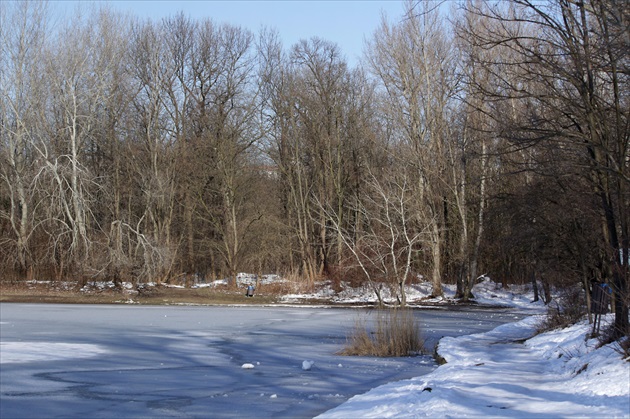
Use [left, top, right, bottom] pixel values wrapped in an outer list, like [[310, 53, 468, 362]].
[[317, 314, 630, 418], [282, 277, 547, 312]]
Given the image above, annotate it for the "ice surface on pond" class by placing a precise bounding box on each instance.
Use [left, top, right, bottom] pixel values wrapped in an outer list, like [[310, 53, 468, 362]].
[[0, 303, 522, 418], [2, 279, 626, 419]]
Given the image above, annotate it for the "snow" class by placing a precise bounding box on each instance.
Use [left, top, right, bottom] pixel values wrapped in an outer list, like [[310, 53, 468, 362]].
[[282, 276, 547, 312], [191, 273, 285, 288], [1, 278, 628, 418], [317, 314, 630, 418], [0, 342, 107, 364]]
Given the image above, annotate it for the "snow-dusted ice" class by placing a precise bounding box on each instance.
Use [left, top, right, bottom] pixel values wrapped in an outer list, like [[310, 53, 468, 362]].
[[0, 302, 520, 418]]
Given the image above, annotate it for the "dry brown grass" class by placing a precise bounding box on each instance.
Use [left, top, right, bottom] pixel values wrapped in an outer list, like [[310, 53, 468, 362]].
[[339, 308, 425, 357], [0, 281, 279, 305]]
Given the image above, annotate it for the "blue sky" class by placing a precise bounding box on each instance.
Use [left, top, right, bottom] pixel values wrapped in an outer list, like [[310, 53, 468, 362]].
[[87, 1, 407, 67]]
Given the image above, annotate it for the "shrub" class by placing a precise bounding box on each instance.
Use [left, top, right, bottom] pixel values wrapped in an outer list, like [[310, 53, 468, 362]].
[[599, 324, 630, 362], [619, 337, 630, 361], [339, 308, 425, 357], [537, 286, 586, 333]]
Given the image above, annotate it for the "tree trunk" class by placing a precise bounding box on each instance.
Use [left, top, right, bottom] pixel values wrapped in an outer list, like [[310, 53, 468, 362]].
[[431, 221, 443, 297]]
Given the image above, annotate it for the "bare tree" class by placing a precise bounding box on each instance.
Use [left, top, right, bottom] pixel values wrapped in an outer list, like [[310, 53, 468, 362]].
[[325, 169, 425, 306], [0, 1, 49, 279], [464, 0, 629, 337], [123, 18, 180, 283], [2, 5, 129, 280], [259, 33, 377, 284], [366, 0, 460, 296], [259, 39, 317, 280], [184, 20, 259, 284], [450, 0, 513, 300]]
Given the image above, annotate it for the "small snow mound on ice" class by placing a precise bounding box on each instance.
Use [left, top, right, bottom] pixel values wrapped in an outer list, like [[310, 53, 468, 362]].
[[241, 363, 255, 369], [302, 360, 315, 370]]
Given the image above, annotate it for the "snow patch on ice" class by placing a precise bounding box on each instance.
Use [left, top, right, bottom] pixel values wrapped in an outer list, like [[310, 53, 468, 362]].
[[0, 342, 107, 364]]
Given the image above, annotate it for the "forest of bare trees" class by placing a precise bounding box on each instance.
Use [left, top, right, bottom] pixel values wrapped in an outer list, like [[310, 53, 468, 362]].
[[1, 1, 627, 334]]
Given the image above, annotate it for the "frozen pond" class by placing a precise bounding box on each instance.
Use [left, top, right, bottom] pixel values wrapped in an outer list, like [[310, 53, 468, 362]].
[[0, 304, 524, 418]]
